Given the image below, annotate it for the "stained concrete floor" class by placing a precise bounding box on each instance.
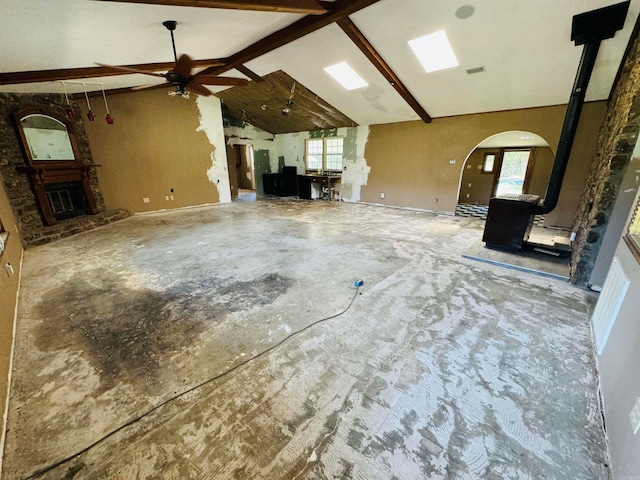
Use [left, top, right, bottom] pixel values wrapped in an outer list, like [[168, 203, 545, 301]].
[[3, 197, 607, 479]]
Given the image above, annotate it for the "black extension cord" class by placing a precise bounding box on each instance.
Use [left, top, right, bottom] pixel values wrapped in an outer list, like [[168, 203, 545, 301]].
[[22, 284, 362, 480]]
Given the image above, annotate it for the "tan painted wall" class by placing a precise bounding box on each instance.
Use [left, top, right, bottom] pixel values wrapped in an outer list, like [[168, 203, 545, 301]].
[[362, 102, 607, 228], [81, 89, 221, 213], [0, 178, 23, 461]]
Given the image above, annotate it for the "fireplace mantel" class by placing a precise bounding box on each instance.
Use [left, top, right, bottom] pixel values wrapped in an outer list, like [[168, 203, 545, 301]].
[[13, 107, 101, 226]]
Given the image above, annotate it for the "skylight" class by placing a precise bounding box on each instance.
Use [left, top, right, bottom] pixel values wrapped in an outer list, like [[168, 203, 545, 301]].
[[408, 30, 459, 73], [324, 62, 368, 90]]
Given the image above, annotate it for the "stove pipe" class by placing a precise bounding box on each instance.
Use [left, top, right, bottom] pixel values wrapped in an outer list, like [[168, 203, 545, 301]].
[[534, 1, 630, 215]]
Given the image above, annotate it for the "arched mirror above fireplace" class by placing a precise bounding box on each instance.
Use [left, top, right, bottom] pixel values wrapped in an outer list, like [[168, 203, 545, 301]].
[[14, 107, 99, 226]]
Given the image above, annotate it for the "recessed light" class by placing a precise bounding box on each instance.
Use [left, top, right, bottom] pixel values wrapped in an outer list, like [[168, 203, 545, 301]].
[[455, 4, 475, 20], [409, 30, 459, 73], [324, 62, 368, 90]]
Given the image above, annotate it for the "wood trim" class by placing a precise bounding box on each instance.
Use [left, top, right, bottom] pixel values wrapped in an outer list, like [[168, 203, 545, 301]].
[[236, 65, 263, 82], [623, 234, 640, 264], [98, 0, 329, 14], [0, 60, 225, 86], [337, 17, 431, 123], [199, 0, 382, 76], [522, 147, 537, 192]]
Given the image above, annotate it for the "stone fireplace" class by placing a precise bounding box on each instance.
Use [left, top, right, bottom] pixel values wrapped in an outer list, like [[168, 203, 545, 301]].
[[0, 93, 130, 246]]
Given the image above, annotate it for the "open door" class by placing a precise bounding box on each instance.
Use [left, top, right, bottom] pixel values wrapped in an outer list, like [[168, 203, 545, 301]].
[[226, 145, 239, 199], [491, 149, 536, 197]]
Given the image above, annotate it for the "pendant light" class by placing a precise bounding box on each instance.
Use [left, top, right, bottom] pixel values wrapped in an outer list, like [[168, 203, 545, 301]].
[[82, 83, 96, 122], [60, 82, 76, 119], [101, 84, 114, 124]]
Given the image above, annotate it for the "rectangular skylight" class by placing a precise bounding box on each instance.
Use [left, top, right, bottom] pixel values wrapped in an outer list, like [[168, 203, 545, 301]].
[[409, 30, 459, 73], [324, 62, 368, 90]]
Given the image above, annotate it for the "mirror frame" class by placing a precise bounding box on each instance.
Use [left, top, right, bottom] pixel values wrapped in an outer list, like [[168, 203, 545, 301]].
[[13, 107, 82, 167]]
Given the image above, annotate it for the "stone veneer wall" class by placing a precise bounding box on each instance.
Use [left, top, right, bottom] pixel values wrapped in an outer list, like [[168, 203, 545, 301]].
[[0, 93, 116, 246], [571, 25, 640, 285]]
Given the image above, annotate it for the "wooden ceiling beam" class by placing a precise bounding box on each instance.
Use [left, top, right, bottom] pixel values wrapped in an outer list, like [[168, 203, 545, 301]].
[[236, 65, 263, 82], [199, 0, 382, 76], [97, 0, 329, 14], [0, 59, 225, 86], [337, 17, 431, 123]]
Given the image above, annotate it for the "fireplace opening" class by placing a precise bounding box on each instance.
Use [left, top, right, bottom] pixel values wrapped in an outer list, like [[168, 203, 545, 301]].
[[44, 182, 87, 221]]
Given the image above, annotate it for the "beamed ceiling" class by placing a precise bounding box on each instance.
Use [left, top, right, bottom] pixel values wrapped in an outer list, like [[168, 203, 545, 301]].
[[0, 0, 639, 133], [217, 70, 355, 134]]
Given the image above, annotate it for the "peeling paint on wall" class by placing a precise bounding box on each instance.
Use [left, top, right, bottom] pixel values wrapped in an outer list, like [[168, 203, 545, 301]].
[[340, 126, 370, 203], [196, 96, 231, 204]]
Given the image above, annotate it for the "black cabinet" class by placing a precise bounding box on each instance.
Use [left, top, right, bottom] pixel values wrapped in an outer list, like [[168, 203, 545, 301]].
[[263, 167, 298, 197]]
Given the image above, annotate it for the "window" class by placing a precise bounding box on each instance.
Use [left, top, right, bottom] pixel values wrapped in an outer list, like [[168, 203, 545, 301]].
[[624, 197, 640, 264], [482, 153, 497, 173], [0, 219, 6, 257], [494, 149, 531, 197], [305, 137, 344, 172]]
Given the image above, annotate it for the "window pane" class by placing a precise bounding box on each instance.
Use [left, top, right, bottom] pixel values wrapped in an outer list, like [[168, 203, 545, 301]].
[[325, 137, 343, 154], [325, 137, 343, 170], [306, 139, 323, 170], [326, 155, 342, 170], [496, 150, 530, 196], [483, 154, 495, 173], [307, 155, 323, 170]]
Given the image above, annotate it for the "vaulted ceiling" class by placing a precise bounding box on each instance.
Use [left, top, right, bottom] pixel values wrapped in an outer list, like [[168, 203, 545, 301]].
[[1, 0, 638, 133]]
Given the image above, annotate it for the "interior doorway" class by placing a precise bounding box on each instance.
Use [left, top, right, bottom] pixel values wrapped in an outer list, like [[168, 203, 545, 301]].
[[456, 131, 552, 221], [228, 143, 256, 202]]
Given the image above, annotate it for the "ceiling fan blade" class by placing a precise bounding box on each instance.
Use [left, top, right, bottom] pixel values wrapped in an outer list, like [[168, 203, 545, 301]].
[[194, 75, 249, 86], [174, 54, 193, 78], [187, 82, 214, 97], [131, 82, 167, 91], [95, 63, 166, 78]]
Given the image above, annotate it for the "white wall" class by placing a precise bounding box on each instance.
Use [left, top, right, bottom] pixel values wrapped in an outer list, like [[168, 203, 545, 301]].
[[595, 181, 640, 478]]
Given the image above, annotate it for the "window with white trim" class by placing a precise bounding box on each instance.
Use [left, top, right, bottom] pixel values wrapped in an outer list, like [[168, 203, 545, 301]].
[[305, 137, 344, 172]]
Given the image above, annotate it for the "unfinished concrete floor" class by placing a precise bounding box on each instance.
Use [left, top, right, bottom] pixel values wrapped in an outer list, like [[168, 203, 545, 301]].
[[3, 197, 607, 479]]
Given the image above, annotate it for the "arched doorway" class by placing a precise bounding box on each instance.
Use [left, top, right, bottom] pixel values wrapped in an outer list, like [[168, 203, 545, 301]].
[[456, 131, 554, 225]]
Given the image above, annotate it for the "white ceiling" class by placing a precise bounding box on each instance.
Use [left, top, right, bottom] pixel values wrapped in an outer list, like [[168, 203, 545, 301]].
[[1, 0, 638, 126]]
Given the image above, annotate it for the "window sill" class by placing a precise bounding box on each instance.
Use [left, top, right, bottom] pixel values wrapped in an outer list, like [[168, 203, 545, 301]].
[[623, 234, 640, 265]]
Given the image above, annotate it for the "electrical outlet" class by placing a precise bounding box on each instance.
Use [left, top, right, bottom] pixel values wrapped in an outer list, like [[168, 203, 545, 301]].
[[5, 263, 14, 276], [380, 193, 385, 199], [170, 195, 174, 200], [165, 196, 169, 201], [630, 397, 640, 435], [143, 197, 150, 203], [449, 159, 456, 165]]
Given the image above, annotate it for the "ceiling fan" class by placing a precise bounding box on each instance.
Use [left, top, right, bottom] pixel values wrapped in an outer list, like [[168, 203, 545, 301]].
[[96, 20, 249, 98]]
